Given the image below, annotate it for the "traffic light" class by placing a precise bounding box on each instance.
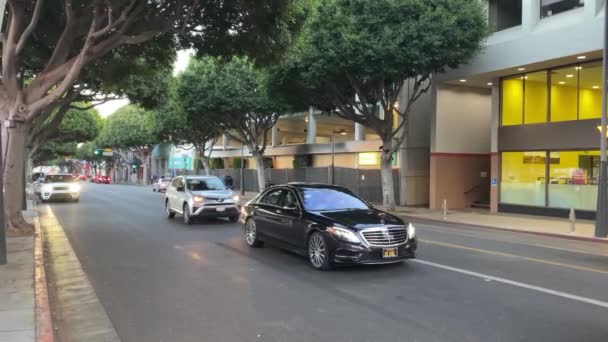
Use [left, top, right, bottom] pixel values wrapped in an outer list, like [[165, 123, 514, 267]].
[[131, 163, 138, 169], [93, 149, 103, 156]]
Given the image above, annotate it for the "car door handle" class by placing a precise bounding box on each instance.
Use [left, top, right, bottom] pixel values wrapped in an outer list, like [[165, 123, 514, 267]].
[[276, 209, 282, 214]]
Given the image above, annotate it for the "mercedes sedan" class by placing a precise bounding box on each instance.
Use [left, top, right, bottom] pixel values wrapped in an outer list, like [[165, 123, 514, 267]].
[[240, 183, 417, 270]]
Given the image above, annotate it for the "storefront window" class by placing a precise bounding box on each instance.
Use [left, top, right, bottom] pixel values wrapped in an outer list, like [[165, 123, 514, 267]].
[[579, 62, 602, 120], [501, 152, 546, 206], [501, 77, 523, 126], [524, 71, 547, 124], [541, 0, 584, 19], [550, 66, 579, 122], [488, 0, 522, 32], [548, 151, 599, 211]]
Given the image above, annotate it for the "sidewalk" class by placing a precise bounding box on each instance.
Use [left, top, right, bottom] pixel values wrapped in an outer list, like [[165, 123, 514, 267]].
[[0, 205, 39, 342], [392, 207, 607, 243]]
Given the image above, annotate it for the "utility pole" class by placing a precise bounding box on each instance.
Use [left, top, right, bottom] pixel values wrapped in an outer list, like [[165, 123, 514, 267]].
[[596, 2, 608, 238], [0, 0, 9, 265], [0, 122, 7, 265], [240, 144, 245, 196]]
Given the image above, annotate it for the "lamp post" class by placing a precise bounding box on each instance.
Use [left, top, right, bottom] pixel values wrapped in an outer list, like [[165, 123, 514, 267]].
[[331, 129, 348, 185], [240, 144, 245, 196], [0, 121, 6, 265], [596, 2, 608, 238]]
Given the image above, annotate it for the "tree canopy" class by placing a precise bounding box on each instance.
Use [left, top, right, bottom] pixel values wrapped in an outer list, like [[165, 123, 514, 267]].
[[269, 0, 488, 209], [96, 105, 156, 149]]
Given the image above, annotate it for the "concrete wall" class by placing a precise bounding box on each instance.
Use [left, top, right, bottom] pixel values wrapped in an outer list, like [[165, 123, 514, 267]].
[[439, 0, 604, 82], [429, 84, 493, 209]]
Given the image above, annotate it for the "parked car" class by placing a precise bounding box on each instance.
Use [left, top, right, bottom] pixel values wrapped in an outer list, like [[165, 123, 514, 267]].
[[239, 183, 417, 270], [77, 175, 87, 181], [153, 178, 171, 192], [165, 176, 240, 224], [37, 174, 81, 202], [95, 175, 111, 184]]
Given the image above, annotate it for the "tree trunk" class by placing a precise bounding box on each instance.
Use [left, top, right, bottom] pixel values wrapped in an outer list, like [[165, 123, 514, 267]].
[[201, 157, 211, 176], [142, 153, 150, 185], [254, 154, 266, 191], [380, 140, 396, 211], [3, 124, 33, 234]]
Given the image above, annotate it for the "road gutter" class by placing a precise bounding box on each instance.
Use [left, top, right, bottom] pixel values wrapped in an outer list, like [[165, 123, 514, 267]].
[[33, 203, 54, 342]]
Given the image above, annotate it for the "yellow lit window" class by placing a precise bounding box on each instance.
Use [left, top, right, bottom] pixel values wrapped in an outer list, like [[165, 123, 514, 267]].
[[358, 152, 380, 166], [501, 77, 523, 126], [548, 151, 599, 210], [524, 71, 547, 124], [579, 63, 602, 120], [550, 66, 578, 122], [500, 151, 546, 206]]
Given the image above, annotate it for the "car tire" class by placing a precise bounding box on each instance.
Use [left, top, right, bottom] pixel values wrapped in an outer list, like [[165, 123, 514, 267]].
[[153, 188, 156, 192], [73, 198, 79, 203], [165, 201, 175, 219], [183, 204, 192, 225], [308, 232, 332, 270], [244, 218, 263, 248], [229, 216, 239, 223]]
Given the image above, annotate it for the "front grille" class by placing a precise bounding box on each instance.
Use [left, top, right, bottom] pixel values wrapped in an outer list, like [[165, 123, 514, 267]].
[[361, 227, 407, 246], [53, 186, 68, 191]]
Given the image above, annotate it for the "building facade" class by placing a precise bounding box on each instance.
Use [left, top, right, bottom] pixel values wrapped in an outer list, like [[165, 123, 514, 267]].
[[432, 0, 605, 218]]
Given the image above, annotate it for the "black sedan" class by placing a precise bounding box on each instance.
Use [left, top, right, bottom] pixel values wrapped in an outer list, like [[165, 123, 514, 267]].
[[240, 183, 417, 270]]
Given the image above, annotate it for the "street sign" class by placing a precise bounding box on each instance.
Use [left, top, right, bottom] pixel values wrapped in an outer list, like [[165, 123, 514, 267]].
[[102, 151, 114, 157]]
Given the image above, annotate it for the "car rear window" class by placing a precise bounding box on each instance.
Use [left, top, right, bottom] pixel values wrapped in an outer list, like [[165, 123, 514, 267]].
[[45, 175, 75, 183]]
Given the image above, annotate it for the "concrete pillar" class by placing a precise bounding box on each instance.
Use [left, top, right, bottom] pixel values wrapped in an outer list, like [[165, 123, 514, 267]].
[[354, 123, 366, 141], [306, 107, 317, 144], [271, 125, 279, 147], [522, 0, 541, 32], [490, 82, 500, 213], [586, 0, 603, 17]]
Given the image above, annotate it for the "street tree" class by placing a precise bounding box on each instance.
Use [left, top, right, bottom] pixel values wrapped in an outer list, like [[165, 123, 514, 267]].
[[153, 77, 219, 175], [270, 0, 488, 210], [178, 56, 283, 190], [1, 0, 308, 232], [30, 104, 102, 166], [96, 105, 157, 184]]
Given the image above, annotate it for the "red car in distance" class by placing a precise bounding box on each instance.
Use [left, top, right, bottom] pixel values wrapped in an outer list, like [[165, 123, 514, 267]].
[[97, 175, 111, 184]]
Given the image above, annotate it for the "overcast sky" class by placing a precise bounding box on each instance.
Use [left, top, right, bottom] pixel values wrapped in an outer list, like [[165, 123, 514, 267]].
[[95, 49, 193, 117]]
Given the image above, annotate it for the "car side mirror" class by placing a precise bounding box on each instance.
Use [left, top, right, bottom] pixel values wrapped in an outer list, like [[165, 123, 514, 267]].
[[176, 186, 184, 192]]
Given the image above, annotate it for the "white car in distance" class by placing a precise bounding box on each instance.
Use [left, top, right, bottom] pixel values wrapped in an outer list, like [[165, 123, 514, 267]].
[[38, 174, 81, 202]]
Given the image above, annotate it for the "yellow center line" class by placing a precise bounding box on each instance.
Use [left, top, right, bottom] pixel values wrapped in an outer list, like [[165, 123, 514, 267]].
[[419, 239, 608, 275]]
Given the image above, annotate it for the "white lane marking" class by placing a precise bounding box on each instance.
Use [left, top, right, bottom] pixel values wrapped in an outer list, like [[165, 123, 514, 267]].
[[412, 259, 608, 309]]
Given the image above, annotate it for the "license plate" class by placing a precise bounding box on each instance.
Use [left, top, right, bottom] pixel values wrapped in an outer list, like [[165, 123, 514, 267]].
[[216, 207, 226, 212], [382, 247, 398, 258]]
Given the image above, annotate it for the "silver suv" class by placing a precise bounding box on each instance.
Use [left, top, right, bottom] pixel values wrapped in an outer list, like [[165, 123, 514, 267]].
[[165, 176, 240, 224]]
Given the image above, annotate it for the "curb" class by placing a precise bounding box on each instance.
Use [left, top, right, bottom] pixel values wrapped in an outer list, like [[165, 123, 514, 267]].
[[399, 215, 608, 245], [33, 210, 55, 342]]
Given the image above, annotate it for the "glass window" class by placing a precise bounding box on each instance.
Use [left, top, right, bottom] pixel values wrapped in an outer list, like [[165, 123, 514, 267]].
[[186, 177, 227, 191], [501, 77, 523, 126], [488, 0, 523, 32], [501, 152, 547, 206], [524, 71, 548, 124], [297, 187, 369, 211], [260, 189, 284, 206], [579, 62, 602, 120], [541, 0, 584, 18], [548, 151, 599, 210], [171, 177, 181, 188], [283, 191, 298, 208], [44, 175, 75, 183], [550, 66, 579, 122]]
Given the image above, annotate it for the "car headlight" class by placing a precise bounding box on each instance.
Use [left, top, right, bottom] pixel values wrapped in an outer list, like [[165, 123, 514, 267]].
[[407, 223, 416, 240], [232, 195, 240, 203], [69, 184, 80, 192], [193, 196, 205, 203], [327, 226, 361, 244]]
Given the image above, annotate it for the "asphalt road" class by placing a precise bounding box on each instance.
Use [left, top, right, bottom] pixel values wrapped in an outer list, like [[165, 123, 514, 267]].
[[45, 183, 608, 342]]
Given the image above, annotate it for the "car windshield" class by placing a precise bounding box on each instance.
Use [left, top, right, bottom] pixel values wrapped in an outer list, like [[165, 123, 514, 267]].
[[187, 178, 226, 191], [45, 175, 74, 183], [297, 187, 369, 211]]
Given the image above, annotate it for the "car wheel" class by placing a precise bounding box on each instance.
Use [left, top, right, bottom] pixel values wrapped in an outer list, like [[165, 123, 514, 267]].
[[153, 188, 156, 192], [308, 232, 331, 270], [165, 201, 175, 219], [73, 198, 80, 203], [228, 216, 239, 223], [183, 204, 192, 225], [245, 218, 263, 247]]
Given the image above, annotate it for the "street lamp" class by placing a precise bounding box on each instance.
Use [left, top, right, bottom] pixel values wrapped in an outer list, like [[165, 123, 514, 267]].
[[331, 129, 348, 185], [596, 1, 608, 238]]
